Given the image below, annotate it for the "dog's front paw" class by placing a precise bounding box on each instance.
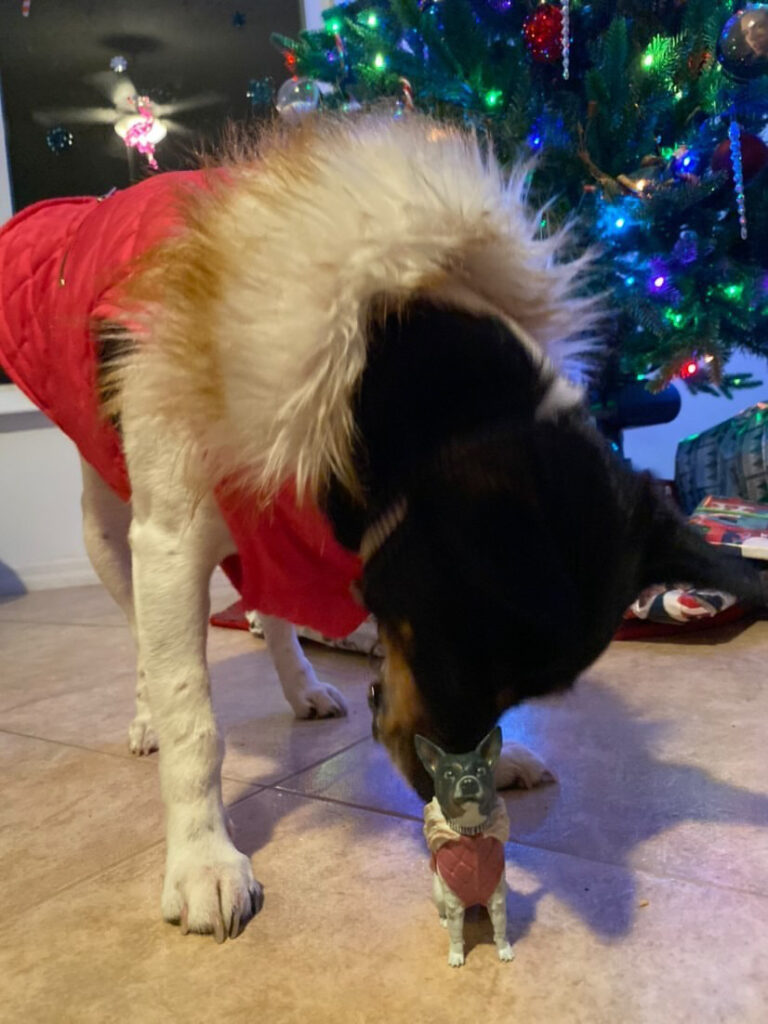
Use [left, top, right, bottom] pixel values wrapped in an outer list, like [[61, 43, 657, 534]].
[[162, 838, 263, 942], [448, 948, 465, 967], [496, 942, 515, 962], [128, 716, 158, 756], [495, 741, 556, 790], [288, 681, 348, 720]]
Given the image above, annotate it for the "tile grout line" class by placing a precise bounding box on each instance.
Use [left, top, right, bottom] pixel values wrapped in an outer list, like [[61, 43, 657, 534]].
[[263, 785, 768, 903], [0, 725, 372, 780], [0, 683, 135, 716], [502, 835, 768, 902], [4, 785, 265, 926], [0, 726, 160, 766], [6, 708, 767, 894], [0, 617, 129, 628], [6, 782, 768, 924], [271, 784, 424, 824], [4, 838, 168, 925], [226, 733, 372, 789]]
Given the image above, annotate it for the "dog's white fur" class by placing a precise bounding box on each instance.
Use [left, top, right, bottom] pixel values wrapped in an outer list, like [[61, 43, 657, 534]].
[[80, 114, 590, 938], [115, 115, 595, 501]]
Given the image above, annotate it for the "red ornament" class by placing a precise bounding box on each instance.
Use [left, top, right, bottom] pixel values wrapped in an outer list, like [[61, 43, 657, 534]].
[[711, 134, 768, 183], [523, 4, 563, 65], [687, 48, 711, 78]]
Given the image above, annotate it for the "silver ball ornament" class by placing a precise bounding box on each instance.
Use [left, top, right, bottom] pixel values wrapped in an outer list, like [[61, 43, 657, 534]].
[[275, 77, 321, 121], [717, 4, 768, 80]]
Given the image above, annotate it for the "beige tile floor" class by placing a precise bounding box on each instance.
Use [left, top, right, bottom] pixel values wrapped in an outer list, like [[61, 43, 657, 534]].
[[1, 580, 768, 1024]]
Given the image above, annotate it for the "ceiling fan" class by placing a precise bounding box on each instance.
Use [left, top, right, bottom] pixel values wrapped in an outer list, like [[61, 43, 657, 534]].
[[33, 69, 227, 167]]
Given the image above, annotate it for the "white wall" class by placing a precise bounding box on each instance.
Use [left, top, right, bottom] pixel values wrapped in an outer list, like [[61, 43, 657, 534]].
[[0, 78, 11, 223], [0, 397, 92, 593], [301, 0, 332, 30], [0, 74, 96, 593]]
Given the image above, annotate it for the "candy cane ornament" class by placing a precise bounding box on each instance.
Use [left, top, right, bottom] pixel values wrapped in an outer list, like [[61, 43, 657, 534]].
[[399, 77, 414, 110]]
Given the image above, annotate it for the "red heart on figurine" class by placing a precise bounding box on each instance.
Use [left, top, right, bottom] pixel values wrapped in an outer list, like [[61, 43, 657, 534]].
[[432, 835, 505, 907]]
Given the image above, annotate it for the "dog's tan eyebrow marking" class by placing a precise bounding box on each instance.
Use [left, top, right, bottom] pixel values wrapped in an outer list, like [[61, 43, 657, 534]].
[[379, 623, 422, 736]]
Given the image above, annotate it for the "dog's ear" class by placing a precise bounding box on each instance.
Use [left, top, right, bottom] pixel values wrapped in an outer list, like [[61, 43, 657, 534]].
[[634, 476, 767, 605], [475, 726, 503, 769], [414, 734, 445, 777]]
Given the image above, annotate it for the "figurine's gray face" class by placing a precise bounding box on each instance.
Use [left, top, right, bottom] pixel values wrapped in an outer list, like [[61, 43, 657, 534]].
[[414, 727, 502, 825]]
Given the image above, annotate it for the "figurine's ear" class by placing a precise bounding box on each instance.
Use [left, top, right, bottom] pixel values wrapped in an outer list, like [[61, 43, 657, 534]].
[[414, 734, 445, 777], [476, 726, 503, 768]]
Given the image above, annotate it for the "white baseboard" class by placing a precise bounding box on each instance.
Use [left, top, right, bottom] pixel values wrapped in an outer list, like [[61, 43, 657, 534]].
[[0, 557, 98, 594]]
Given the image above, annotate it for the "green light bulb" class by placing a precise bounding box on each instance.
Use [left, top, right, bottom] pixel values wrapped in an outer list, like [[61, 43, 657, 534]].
[[664, 309, 684, 329]]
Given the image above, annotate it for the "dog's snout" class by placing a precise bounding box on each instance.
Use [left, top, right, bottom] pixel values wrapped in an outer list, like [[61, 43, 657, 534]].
[[458, 775, 480, 797]]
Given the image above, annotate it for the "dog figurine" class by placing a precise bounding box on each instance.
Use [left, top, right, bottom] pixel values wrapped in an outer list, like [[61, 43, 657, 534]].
[[416, 727, 514, 966]]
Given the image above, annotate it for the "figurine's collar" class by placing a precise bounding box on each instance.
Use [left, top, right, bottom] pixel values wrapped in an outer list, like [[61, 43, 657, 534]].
[[423, 797, 510, 855], [446, 818, 490, 837]]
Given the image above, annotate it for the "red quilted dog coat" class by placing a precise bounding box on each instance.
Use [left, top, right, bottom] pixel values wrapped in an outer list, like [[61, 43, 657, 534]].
[[0, 172, 365, 637]]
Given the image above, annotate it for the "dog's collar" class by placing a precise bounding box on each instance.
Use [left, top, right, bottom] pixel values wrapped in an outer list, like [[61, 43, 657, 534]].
[[359, 497, 408, 564], [447, 819, 490, 837]]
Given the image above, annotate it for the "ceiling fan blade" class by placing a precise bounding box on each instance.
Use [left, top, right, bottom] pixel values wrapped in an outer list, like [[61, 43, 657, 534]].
[[32, 107, 117, 128], [161, 119, 196, 137], [156, 91, 228, 117]]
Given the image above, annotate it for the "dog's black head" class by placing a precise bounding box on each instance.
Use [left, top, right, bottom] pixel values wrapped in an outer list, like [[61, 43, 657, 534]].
[[360, 418, 763, 797], [325, 300, 766, 799], [415, 727, 502, 829]]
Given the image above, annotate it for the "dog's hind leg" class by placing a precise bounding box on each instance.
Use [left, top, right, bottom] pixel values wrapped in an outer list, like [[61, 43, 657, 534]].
[[80, 458, 157, 755], [260, 614, 348, 718]]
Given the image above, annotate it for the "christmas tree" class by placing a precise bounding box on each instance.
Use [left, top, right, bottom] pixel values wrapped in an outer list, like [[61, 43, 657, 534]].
[[272, 0, 768, 415]]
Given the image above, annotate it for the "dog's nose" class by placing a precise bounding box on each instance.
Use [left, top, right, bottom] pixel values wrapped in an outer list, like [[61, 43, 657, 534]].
[[459, 776, 480, 796]]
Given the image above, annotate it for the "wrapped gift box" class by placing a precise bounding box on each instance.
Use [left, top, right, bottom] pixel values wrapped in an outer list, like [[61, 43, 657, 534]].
[[675, 402, 768, 513]]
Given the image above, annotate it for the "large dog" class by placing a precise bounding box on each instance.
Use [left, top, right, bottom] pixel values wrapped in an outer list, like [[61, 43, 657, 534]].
[[1, 114, 762, 942]]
